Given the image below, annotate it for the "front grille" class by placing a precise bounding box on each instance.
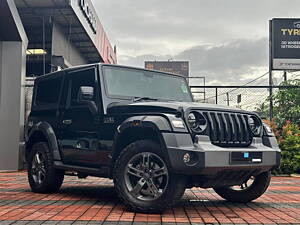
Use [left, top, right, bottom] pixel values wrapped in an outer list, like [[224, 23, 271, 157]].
[[202, 111, 253, 147]]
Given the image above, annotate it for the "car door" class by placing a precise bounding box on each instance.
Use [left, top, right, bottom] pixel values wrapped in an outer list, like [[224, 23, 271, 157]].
[[59, 67, 104, 168]]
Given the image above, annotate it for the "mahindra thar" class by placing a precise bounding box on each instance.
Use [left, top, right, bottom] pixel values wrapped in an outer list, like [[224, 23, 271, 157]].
[[25, 64, 280, 212]]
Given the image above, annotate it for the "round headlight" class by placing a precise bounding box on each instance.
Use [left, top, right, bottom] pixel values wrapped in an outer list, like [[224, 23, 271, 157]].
[[248, 116, 262, 136], [187, 112, 207, 133], [188, 113, 197, 129]]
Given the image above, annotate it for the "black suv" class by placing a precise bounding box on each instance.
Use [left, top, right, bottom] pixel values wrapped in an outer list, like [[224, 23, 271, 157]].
[[25, 64, 280, 212]]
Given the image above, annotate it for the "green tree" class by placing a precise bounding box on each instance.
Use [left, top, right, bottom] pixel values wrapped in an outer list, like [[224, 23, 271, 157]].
[[259, 79, 300, 174], [273, 79, 300, 127], [256, 79, 300, 126]]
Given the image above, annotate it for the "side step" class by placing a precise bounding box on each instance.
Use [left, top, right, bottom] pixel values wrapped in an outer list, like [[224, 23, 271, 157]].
[[54, 161, 111, 178]]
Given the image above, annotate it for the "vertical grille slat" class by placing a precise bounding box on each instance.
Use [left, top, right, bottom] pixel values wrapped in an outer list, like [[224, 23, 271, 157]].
[[216, 113, 225, 142], [221, 113, 229, 142], [228, 114, 236, 142], [237, 115, 246, 142], [206, 112, 217, 142], [211, 113, 220, 142], [225, 113, 233, 142], [240, 115, 250, 143], [244, 115, 252, 141], [202, 110, 253, 147], [234, 114, 242, 143], [231, 114, 239, 142]]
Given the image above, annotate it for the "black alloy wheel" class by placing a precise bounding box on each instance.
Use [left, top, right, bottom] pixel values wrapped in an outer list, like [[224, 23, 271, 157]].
[[113, 140, 186, 213], [124, 152, 169, 201], [31, 151, 47, 185], [27, 142, 64, 193]]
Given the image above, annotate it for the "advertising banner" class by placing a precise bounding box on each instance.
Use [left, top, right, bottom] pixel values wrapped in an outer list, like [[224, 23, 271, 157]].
[[271, 18, 300, 70], [145, 61, 189, 78]]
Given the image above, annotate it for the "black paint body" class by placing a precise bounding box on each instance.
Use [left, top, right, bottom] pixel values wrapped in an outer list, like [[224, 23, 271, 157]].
[[25, 64, 281, 187]]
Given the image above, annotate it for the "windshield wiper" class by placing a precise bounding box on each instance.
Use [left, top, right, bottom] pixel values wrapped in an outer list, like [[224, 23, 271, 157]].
[[133, 97, 158, 102]]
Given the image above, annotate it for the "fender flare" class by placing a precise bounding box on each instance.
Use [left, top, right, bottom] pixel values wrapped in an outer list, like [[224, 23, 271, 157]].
[[111, 115, 172, 164], [118, 115, 172, 133], [26, 122, 62, 161]]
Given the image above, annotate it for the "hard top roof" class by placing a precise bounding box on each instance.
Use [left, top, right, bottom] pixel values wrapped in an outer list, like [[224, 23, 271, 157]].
[[35, 63, 187, 82]]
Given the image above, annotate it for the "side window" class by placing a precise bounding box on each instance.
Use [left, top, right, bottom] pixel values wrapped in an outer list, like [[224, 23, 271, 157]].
[[69, 68, 96, 106], [35, 77, 62, 106]]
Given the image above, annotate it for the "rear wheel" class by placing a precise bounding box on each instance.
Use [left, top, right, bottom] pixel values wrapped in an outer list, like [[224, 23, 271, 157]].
[[213, 171, 271, 203], [113, 140, 186, 213], [27, 142, 64, 193]]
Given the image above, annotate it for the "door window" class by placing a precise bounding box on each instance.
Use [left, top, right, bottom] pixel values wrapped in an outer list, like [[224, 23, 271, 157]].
[[35, 77, 62, 106], [68, 68, 97, 107]]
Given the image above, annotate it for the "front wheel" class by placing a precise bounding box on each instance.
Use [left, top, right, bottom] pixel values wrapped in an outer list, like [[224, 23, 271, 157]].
[[113, 140, 186, 213], [213, 171, 271, 203]]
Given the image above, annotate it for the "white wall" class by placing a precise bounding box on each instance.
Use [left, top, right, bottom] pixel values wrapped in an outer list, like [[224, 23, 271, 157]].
[[52, 22, 88, 67], [0, 42, 25, 170], [0, 41, 2, 104], [0, 0, 27, 171]]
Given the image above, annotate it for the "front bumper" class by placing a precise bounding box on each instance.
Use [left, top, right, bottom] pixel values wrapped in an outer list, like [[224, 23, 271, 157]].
[[163, 133, 281, 175]]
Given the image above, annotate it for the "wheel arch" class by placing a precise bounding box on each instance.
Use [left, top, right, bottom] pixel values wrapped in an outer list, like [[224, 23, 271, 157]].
[[26, 122, 62, 161], [110, 115, 172, 175]]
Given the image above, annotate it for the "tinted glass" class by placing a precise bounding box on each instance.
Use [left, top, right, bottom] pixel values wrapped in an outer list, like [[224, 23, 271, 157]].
[[35, 77, 62, 105], [70, 68, 96, 106], [103, 66, 193, 102]]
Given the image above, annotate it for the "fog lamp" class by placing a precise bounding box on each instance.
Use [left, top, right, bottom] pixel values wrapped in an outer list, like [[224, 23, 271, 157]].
[[183, 153, 191, 163]]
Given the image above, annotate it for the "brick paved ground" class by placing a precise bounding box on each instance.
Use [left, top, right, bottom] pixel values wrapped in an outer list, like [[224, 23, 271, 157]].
[[0, 172, 299, 225]]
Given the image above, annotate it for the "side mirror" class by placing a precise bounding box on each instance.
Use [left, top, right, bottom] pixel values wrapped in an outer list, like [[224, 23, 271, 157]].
[[77, 86, 98, 115]]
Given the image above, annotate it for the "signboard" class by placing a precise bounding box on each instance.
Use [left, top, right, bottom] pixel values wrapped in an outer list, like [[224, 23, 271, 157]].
[[79, 0, 97, 34], [145, 61, 189, 78], [70, 0, 117, 64], [271, 18, 300, 70]]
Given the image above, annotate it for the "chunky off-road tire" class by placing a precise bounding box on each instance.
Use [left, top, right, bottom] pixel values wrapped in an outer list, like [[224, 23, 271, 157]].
[[113, 140, 186, 213], [27, 142, 64, 193], [213, 171, 271, 203]]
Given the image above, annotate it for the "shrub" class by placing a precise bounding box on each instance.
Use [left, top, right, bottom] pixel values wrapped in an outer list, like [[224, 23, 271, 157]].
[[275, 122, 300, 174]]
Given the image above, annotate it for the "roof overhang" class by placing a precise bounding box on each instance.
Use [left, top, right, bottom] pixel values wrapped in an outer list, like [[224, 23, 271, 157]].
[[0, 0, 27, 44], [14, 0, 116, 64]]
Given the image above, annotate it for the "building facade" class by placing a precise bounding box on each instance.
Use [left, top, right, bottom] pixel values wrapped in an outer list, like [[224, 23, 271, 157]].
[[15, 0, 117, 77], [0, 0, 117, 170]]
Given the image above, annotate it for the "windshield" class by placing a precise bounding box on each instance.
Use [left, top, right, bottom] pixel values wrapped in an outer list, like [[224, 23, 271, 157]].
[[102, 66, 193, 102]]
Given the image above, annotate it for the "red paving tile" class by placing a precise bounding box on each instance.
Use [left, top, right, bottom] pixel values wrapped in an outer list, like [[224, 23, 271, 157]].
[[0, 172, 299, 224]]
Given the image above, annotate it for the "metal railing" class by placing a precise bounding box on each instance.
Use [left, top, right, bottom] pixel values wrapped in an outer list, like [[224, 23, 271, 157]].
[[190, 85, 300, 119]]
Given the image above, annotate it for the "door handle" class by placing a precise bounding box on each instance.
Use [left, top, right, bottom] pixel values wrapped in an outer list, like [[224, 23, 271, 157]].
[[63, 119, 72, 125]]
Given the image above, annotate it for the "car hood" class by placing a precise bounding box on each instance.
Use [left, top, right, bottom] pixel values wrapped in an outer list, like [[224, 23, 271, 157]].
[[107, 101, 256, 115]]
